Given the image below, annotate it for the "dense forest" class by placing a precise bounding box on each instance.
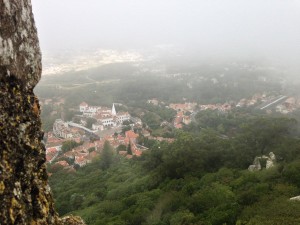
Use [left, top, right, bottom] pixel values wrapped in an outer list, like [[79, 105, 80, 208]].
[[37, 61, 300, 224], [49, 114, 300, 225]]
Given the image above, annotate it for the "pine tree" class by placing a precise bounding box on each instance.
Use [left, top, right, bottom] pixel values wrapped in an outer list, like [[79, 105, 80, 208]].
[[100, 141, 113, 170], [127, 143, 132, 155]]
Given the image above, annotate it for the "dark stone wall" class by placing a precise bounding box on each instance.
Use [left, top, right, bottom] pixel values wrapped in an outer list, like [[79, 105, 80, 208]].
[[0, 1, 84, 224], [0, 73, 60, 224]]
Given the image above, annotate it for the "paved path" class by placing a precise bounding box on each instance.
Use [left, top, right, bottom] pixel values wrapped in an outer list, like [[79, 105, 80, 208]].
[[68, 122, 95, 133], [260, 96, 287, 110]]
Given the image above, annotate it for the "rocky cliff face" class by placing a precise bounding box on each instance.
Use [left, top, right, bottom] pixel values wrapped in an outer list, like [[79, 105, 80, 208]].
[[0, 1, 84, 224]]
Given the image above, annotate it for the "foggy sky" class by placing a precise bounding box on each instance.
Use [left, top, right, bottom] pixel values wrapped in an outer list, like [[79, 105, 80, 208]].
[[31, 0, 300, 64]]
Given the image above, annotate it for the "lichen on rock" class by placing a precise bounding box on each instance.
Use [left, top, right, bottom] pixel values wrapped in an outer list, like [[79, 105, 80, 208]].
[[0, 72, 59, 224], [0, 1, 84, 224], [0, 0, 41, 88]]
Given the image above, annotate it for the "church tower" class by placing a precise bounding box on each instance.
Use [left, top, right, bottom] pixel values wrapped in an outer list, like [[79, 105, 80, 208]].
[[112, 103, 117, 116]]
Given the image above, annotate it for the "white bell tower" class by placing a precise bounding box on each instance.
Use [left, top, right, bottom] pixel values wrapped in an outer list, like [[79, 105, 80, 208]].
[[112, 103, 117, 116]]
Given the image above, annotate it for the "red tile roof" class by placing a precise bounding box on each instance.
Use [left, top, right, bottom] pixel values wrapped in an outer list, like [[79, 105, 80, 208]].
[[46, 147, 58, 154], [55, 161, 69, 167], [80, 102, 88, 107], [125, 130, 139, 139]]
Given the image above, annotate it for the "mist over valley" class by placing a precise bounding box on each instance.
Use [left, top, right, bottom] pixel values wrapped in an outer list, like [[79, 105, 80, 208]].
[[30, 1, 300, 224]]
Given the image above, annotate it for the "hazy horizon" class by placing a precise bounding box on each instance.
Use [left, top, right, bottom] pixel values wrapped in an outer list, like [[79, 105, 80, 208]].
[[32, 0, 300, 70]]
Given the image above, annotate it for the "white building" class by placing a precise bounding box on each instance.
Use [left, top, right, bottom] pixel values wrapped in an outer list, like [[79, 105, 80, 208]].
[[79, 102, 88, 112], [79, 102, 102, 117], [53, 119, 73, 139], [92, 122, 104, 131], [100, 117, 116, 127], [116, 112, 131, 124], [79, 102, 131, 128]]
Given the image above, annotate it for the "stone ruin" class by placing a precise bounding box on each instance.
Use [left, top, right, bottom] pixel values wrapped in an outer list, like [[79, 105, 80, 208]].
[[248, 152, 276, 172]]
